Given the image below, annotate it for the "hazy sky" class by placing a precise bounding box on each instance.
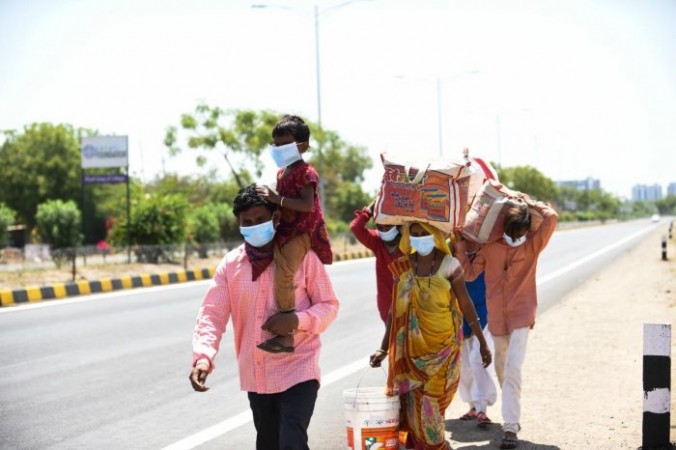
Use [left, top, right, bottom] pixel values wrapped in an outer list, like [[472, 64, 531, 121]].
[[1, 0, 675, 199]]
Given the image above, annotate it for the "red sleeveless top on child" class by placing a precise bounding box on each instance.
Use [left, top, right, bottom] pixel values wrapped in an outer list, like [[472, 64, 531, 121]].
[[275, 161, 333, 265]]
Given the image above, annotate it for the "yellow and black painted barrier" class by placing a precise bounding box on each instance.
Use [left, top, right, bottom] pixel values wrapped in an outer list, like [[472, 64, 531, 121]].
[[0, 267, 216, 307], [333, 249, 374, 262], [0, 249, 374, 307]]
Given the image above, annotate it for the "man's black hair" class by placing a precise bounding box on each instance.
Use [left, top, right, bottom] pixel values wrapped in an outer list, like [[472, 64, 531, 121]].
[[503, 203, 531, 237], [272, 114, 310, 142], [232, 184, 277, 217]]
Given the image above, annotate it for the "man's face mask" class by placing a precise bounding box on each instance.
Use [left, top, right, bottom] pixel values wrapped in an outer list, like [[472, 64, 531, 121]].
[[409, 235, 436, 256], [377, 227, 399, 242], [269, 142, 302, 168], [240, 220, 276, 247], [503, 233, 527, 247]]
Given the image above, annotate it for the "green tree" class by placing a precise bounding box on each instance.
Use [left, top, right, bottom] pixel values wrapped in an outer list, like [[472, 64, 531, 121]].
[[555, 185, 579, 209], [497, 165, 559, 202], [0, 123, 86, 235], [630, 200, 657, 218], [0, 203, 16, 247], [189, 205, 221, 258], [146, 171, 248, 208], [578, 189, 621, 221], [165, 107, 374, 222], [35, 199, 81, 267], [210, 201, 238, 241], [165, 107, 278, 188], [333, 183, 373, 223], [70, 176, 134, 246], [309, 128, 373, 221], [656, 195, 676, 215], [109, 193, 189, 263], [554, 184, 623, 221]]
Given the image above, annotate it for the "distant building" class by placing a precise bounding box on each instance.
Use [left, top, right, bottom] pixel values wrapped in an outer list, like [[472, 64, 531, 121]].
[[667, 182, 676, 197], [632, 184, 662, 202], [556, 177, 601, 191]]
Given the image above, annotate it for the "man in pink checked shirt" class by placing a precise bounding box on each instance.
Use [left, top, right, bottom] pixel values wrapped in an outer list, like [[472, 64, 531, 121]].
[[189, 184, 339, 450]]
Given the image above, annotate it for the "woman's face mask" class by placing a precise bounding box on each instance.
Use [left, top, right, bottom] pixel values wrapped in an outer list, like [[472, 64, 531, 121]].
[[377, 227, 399, 242], [409, 235, 436, 256], [269, 142, 302, 168], [503, 233, 527, 247], [240, 220, 276, 247]]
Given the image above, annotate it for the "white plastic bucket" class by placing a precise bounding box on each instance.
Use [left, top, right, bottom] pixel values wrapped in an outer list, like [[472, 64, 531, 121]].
[[342, 387, 400, 450]]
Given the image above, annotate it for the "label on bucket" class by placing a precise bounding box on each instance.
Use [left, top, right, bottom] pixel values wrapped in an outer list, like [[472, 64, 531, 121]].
[[346, 426, 398, 450]]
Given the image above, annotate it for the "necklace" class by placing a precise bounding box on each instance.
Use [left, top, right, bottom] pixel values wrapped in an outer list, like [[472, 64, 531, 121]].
[[413, 251, 436, 289]]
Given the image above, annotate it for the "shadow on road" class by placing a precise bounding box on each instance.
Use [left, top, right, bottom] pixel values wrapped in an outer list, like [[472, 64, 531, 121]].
[[446, 419, 561, 450]]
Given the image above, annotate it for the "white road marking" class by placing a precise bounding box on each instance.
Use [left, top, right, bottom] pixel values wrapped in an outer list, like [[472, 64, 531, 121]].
[[160, 357, 371, 450], [537, 226, 653, 286]]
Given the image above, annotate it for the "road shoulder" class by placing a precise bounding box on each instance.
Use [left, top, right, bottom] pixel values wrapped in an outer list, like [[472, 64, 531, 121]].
[[445, 225, 675, 449]]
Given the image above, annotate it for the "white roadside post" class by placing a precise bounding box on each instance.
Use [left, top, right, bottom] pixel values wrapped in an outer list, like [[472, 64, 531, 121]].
[[642, 323, 672, 449]]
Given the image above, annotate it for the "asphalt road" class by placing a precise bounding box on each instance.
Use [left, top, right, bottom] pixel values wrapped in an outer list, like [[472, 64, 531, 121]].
[[0, 219, 660, 450]]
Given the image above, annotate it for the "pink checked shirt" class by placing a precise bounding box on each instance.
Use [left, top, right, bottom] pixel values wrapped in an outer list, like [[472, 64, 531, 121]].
[[192, 245, 339, 394]]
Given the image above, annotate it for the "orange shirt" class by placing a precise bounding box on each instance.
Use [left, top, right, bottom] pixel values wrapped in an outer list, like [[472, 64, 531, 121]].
[[456, 202, 558, 336]]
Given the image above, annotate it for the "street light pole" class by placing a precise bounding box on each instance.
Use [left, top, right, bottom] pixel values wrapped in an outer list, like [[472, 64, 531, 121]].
[[398, 69, 479, 158], [313, 4, 326, 213], [436, 77, 443, 157], [496, 113, 502, 166], [252, 1, 370, 214], [314, 4, 322, 126]]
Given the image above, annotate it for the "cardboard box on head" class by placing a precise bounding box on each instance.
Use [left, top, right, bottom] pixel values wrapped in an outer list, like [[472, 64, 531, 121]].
[[460, 179, 543, 244], [373, 153, 470, 235]]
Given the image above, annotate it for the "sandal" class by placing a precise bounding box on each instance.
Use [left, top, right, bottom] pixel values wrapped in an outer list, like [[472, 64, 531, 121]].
[[256, 338, 294, 353], [499, 433, 518, 449], [476, 411, 492, 427], [459, 408, 477, 420]]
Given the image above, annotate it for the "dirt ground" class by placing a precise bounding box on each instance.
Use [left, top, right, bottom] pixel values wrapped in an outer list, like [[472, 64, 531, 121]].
[[444, 225, 676, 449]]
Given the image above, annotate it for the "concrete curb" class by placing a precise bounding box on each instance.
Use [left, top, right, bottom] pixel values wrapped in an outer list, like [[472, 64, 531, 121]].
[[332, 249, 374, 262], [0, 250, 374, 307], [0, 267, 216, 307]]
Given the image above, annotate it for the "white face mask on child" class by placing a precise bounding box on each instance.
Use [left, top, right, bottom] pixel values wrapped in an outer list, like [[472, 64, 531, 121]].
[[269, 142, 302, 168]]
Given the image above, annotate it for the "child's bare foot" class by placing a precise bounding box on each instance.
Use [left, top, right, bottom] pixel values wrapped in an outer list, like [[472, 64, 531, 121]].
[[257, 335, 294, 353]]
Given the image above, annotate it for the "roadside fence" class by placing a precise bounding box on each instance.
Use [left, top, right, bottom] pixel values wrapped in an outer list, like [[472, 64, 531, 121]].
[[0, 233, 362, 276]]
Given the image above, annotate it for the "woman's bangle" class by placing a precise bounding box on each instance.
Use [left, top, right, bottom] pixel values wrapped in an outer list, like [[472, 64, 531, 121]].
[[468, 318, 480, 327], [280, 196, 285, 208], [375, 348, 387, 355]]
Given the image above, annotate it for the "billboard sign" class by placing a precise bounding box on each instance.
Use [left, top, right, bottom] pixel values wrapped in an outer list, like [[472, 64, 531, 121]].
[[81, 136, 128, 168], [83, 174, 129, 184]]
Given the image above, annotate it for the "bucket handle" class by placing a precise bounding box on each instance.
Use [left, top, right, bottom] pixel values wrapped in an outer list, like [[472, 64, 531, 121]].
[[352, 364, 388, 408]]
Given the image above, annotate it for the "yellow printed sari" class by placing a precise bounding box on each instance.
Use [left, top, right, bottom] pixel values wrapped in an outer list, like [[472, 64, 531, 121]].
[[387, 253, 464, 450]]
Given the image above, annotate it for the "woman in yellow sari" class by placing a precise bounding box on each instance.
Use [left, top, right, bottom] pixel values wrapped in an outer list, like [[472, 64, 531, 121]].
[[370, 222, 492, 450]]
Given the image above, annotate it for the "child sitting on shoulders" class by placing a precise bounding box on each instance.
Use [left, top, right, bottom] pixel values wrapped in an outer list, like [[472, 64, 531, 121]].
[[256, 114, 332, 353]]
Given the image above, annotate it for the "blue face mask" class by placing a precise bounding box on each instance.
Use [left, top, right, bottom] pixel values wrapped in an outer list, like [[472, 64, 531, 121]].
[[240, 220, 276, 247], [377, 227, 399, 242], [409, 235, 435, 256], [503, 233, 527, 247], [269, 142, 302, 168]]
